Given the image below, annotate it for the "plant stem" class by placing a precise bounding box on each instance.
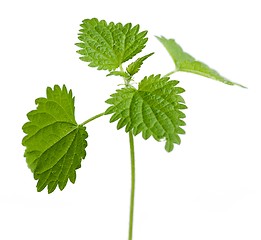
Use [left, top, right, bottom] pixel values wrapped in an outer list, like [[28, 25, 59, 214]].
[[164, 69, 177, 77], [128, 130, 135, 240], [80, 112, 105, 126], [120, 64, 132, 87]]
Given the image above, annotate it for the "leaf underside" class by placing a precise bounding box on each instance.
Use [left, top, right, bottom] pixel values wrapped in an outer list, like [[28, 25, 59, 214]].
[[22, 85, 88, 193], [105, 75, 187, 152], [76, 18, 148, 71], [156, 36, 246, 88]]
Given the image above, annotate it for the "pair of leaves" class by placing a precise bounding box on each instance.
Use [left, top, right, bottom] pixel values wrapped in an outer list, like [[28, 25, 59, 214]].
[[76, 18, 244, 88], [22, 75, 186, 192], [156, 36, 246, 88]]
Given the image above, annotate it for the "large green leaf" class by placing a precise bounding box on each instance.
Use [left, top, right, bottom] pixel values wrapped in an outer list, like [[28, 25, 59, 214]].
[[76, 18, 148, 71], [22, 85, 88, 193], [105, 75, 187, 152], [156, 36, 246, 88]]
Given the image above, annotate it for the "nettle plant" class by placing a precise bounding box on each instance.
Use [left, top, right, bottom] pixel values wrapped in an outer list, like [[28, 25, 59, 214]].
[[22, 18, 245, 239]]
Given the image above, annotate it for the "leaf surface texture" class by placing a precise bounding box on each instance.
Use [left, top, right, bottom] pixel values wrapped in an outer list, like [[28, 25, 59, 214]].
[[22, 85, 88, 193], [105, 75, 187, 152], [76, 18, 148, 71]]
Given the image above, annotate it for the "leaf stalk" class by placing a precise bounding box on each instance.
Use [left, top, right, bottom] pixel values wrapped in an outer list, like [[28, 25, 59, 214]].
[[80, 112, 105, 126], [164, 69, 178, 77]]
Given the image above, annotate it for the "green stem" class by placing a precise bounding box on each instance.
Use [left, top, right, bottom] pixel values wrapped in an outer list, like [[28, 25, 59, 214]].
[[164, 69, 178, 77], [120, 64, 131, 87], [119, 65, 135, 239], [80, 112, 105, 126], [128, 130, 135, 240], [120, 64, 124, 72]]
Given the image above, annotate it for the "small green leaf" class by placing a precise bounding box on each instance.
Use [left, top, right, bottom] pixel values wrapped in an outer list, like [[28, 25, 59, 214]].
[[126, 52, 154, 76], [107, 71, 130, 79], [156, 36, 246, 88], [22, 85, 88, 193], [105, 75, 187, 152], [76, 18, 148, 71]]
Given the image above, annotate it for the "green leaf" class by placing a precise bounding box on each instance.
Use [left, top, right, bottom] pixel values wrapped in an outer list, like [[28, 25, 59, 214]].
[[105, 75, 187, 152], [76, 18, 148, 71], [126, 52, 154, 76], [156, 36, 246, 88], [106, 71, 130, 79], [22, 85, 88, 193]]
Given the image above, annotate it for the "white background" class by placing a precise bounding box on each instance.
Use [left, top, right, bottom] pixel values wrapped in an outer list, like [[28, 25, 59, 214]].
[[0, 0, 260, 239]]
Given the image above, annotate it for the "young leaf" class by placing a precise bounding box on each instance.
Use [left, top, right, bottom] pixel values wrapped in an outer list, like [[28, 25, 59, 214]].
[[22, 85, 88, 193], [126, 52, 154, 76], [156, 36, 246, 88], [76, 18, 148, 71], [107, 71, 130, 79], [105, 75, 187, 152]]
